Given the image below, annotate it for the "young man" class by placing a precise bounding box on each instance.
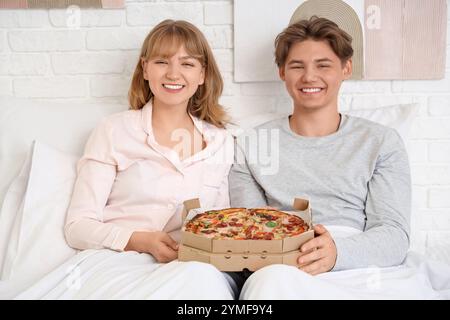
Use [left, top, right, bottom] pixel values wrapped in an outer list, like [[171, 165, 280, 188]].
[[229, 17, 414, 299]]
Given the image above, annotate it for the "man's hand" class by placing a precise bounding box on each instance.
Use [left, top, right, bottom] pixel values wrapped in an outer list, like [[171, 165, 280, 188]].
[[297, 224, 337, 275], [124, 231, 179, 263]]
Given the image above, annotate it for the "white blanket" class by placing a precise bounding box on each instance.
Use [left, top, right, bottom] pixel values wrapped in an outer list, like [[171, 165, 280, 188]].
[[241, 226, 450, 300], [2, 226, 450, 300], [3, 250, 235, 300], [240, 252, 450, 299]]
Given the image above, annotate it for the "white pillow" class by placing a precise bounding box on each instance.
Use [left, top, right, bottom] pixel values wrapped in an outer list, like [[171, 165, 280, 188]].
[[0, 147, 32, 275], [0, 140, 78, 285], [343, 103, 419, 146], [231, 103, 419, 146], [0, 97, 126, 213]]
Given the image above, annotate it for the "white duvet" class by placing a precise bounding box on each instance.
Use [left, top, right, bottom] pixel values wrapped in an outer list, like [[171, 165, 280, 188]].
[[3, 249, 236, 300], [241, 251, 450, 299], [1, 226, 449, 300], [241, 226, 450, 299]]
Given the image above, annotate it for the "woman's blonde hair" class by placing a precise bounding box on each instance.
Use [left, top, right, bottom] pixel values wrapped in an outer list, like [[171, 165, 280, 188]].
[[128, 19, 227, 128]]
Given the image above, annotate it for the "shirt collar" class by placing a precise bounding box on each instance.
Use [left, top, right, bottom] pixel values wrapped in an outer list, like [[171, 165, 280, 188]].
[[141, 99, 208, 140], [140, 99, 224, 167]]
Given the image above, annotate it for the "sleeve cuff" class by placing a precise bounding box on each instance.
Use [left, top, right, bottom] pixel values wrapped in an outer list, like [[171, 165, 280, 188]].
[[331, 237, 352, 271], [112, 228, 135, 252]]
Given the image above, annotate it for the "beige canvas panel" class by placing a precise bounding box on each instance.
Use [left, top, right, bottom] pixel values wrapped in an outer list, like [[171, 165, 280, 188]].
[[0, 0, 28, 8], [365, 0, 447, 79], [403, 0, 447, 79], [101, 0, 123, 9], [364, 0, 403, 79], [27, 0, 102, 8], [16, 0, 124, 8]]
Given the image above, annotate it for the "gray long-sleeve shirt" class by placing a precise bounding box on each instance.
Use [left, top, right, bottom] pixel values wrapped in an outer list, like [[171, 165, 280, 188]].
[[229, 114, 411, 271]]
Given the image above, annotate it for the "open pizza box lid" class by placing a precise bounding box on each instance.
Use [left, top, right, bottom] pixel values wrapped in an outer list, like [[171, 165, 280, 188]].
[[180, 197, 314, 254]]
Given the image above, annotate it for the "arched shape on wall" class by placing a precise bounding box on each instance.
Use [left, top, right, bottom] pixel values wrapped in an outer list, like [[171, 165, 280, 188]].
[[289, 0, 364, 80]]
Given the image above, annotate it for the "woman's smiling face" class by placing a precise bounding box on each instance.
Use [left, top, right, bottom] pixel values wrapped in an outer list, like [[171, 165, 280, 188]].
[[142, 45, 205, 109]]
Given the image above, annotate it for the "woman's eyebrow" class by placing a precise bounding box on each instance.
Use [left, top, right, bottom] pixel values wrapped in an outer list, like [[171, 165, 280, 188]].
[[179, 56, 196, 60]]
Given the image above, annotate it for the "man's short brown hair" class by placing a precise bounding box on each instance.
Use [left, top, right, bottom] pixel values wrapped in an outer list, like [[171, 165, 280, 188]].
[[275, 16, 353, 67]]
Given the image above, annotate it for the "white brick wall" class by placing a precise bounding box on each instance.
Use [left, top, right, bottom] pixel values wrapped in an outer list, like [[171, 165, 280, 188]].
[[204, 2, 233, 25], [212, 49, 233, 73], [49, 9, 123, 27], [0, 10, 49, 28], [429, 188, 450, 208], [392, 75, 450, 93], [51, 53, 126, 74], [13, 77, 87, 98], [0, 78, 12, 95], [201, 26, 233, 49], [0, 54, 49, 75], [429, 96, 450, 116], [429, 142, 450, 162], [126, 3, 203, 26], [86, 28, 147, 50], [410, 118, 450, 139], [90, 76, 130, 97], [0, 31, 4, 52], [409, 140, 428, 163], [9, 30, 84, 51], [0, 0, 449, 253]]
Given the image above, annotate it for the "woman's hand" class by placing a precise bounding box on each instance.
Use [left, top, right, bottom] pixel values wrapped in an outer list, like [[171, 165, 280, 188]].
[[297, 224, 337, 275], [124, 231, 179, 263]]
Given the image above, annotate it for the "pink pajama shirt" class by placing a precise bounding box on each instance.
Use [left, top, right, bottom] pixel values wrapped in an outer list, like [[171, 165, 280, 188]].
[[64, 101, 234, 251]]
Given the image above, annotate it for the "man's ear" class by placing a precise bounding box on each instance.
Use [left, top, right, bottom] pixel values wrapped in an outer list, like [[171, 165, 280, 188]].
[[141, 58, 148, 80], [279, 66, 286, 81], [342, 59, 352, 80]]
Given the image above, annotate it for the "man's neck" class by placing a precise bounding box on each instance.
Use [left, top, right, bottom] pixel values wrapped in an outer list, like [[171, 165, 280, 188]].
[[289, 106, 341, 137]]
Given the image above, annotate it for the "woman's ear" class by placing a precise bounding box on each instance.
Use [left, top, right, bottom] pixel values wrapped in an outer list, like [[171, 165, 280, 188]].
[[342, 59, 353, 80], [141, 58, 148, 80], [198, 67, 205, 85]]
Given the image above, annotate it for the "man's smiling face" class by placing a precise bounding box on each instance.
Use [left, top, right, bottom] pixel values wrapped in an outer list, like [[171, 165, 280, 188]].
[[279, 39, 352, 112]]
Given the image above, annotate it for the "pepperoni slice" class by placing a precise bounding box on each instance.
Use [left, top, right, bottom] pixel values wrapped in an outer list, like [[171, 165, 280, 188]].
[[264, 233, 274, 240]]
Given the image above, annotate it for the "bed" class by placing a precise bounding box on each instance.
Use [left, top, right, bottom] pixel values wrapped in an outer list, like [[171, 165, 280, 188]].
[[0, 96, 449, 299]]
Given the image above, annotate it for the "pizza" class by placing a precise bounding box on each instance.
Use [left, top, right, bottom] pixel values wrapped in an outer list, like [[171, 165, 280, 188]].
[[183, 208, 308, 240]]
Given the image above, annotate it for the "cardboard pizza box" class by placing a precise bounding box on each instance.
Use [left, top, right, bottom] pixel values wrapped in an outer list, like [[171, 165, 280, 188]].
[[178, 244, 305, 272], [178, 198, 314, 271]]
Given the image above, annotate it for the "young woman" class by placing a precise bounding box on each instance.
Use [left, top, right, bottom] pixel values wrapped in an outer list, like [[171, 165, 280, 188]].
[[17, 20, 236, 300]]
